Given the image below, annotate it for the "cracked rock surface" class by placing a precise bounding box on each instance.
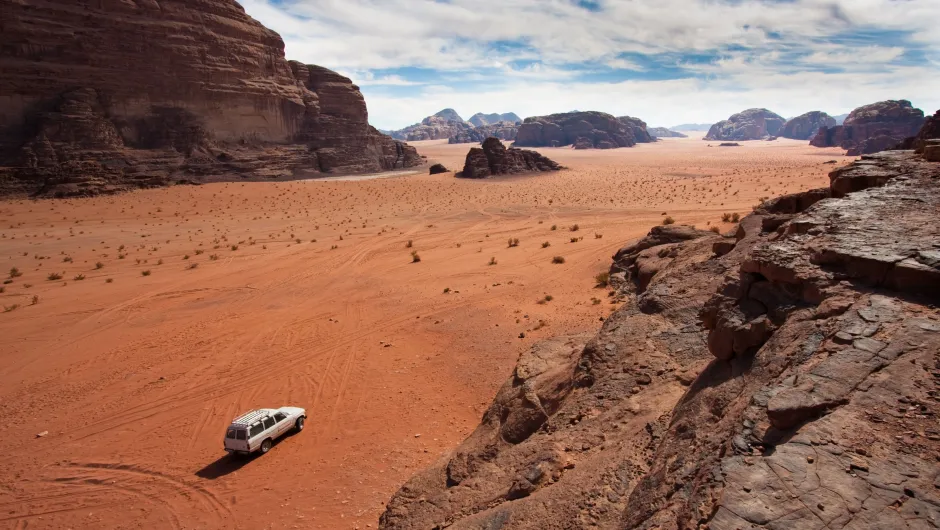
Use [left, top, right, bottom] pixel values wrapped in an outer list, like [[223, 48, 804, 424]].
[[380, 150, 940, 529]]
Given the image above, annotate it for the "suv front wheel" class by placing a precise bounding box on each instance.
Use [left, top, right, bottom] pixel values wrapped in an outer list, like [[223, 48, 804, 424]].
[[295, 416, 305, 432], [260, 438, 272, 454]]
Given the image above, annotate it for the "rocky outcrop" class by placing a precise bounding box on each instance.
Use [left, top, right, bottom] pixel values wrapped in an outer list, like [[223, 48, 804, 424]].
[[468, 113, 522, 127], [0, 0, 420, 197], [380, 149, 940, 529], [457, 138, 561, 179], [810, 100, 926, 156], [913, 110, 940, 157], [390, 110, 472, 142], [448, 122, 519, 144], [648, 127, 688, 138], [781, 111, 837, 140], [513, 111, 652, 149], [429, 163, 448, 175], [705, 109, 786, 141]]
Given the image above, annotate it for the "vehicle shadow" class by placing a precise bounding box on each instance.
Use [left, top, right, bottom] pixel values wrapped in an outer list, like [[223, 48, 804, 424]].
[[195, 429, 302, 480]]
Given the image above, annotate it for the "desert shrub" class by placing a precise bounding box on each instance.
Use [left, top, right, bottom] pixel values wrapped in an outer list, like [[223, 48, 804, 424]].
[[73, 274, 85, 281], [595, 271, 610, 287], [662, 216, 675, 225], [552, 256, 565, 264], [508, 238, 520, 248], [106, 278, 113, 283], [47, 272, 62, 281], [31, 295, 39, 305], [721, 213, 732, 222], [411, 250, 421, 263], [569, 224, 579, 232], [63, 256, 72, 263], [443, 287, 451, 293], [9, 267, 22, 278], [141, 270, 151, 276], [595, 233, 603, 239], [406, 240, 413, 248], [709, 226, 720, 233], [95, 262, 104, 269], [209, 254, 219, 261], [541, 241, 550, 248], [231, 245, 238, 251], [488, 257, 497, 266], [570, 237, 579, 243], [550, 225, 557, 231], [731, 213, 741, 222], [4, 304, 19, 313]]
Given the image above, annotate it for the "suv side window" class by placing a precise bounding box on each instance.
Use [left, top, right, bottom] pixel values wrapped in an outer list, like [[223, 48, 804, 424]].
[[274, 413, 287, 423], [263, 417, 275, 430], [249, 423, 263, 438], [235, 429, 246, 440]]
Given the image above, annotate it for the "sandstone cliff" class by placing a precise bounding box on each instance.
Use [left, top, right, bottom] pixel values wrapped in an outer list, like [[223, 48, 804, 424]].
[[513, 111, 652, 149], [469, 113, 522, 127], [705, 109, 786, 141], [380, 132, 940, 528], [0, 0, 420, 197], [781, 111, 837, 140], [810, 100, 925, 156], [457, 138, 561, 179]]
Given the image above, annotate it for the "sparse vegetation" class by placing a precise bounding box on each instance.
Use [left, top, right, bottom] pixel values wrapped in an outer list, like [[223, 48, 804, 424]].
[[731, 213, 741, 222], [106, 278, 113, 283], [231, 244, 238, 251], [141, 270, 151, 276], [662, 216, 675, 225], [508, 238, 519, 248], [410, 250, 421, 263], [31, 295, 39, 305], [443, 287, 451, 294], [187, 263, 199, 270], [709, 225, 721, 233], [4, 304, 19, 313], [542, 241, 551, 248], [550, 224, 557, 231], [594, 233, 603, 239], [721, 213, 732, 222], [537, 294, 554, 304], [406, 240, 413, 248], [9, 267, 22, 278], [569, 224, 579, 232], [95, 262, 104, 269], [488, 257, 497, 266], [595, 271, 610, 287], [63, 256, 73, 263], [47, 272, 62, 281], [73, 274, 85, 281], [552, 256, 565, 264]]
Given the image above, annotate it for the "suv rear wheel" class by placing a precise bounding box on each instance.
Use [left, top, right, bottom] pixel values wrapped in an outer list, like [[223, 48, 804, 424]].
[[295, 416, 305, 432], [260, 438, 272, 454]]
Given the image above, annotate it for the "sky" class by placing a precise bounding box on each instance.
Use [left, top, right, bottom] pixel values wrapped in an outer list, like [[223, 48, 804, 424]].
[[240, 0, 940, 131]]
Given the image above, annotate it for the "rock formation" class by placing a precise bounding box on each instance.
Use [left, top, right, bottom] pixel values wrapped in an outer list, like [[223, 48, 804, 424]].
[[513, 111, 652, 149], [781, 111, 837, 140], [810, 100, 926, 156], [457, 138, 561, 179], [428, 163, 448, 175], [648, 127, 688, 138], [381, 143, 940, 527], [468, 113, 522, 127], [0, 0, 420, 197], [448, 122, 520, 144], [389, 110, 473, 142], [704, 109, 786, 141]]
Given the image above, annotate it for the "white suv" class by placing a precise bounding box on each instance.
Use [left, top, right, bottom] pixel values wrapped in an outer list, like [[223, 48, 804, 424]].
[[224, 407, 306, 456]]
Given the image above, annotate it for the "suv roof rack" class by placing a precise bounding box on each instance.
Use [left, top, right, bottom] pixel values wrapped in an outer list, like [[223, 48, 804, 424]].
[[231, 409, 271, 426]]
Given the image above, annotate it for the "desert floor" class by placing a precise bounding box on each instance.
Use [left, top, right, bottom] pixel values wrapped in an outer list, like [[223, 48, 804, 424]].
[[0, 136, 850, 529]]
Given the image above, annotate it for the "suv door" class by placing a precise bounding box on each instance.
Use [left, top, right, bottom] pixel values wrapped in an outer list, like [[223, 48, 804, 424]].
[[248, 422, 264, 451], [273, 412, 289, 437], [262, 416, 277, 440]]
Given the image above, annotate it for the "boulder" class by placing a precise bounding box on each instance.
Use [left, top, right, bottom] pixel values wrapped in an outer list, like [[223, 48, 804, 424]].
[[810, 100, 925, 156], [704, 109, 786, 141], [457, 137, 561, 179], [428, 163, 448, 175], [0, 0, 420, 197], [781, 111, 837, 140], [513, 111, 652, 149]]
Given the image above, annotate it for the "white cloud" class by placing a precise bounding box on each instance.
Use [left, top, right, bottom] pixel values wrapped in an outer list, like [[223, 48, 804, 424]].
[[237, 0, 940, 129]]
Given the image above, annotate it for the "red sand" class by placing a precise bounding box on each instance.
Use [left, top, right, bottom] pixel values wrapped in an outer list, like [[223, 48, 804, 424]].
[[0, 137, 850, 529]]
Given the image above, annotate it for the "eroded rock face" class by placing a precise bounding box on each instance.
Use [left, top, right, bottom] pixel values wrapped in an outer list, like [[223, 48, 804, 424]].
[[448, 122, 520, 144], [513, 111, 652, 149], [913, 109, 940, 156], [468, 113, 522, 127], [380, 151, 940, 529], [810, 100, 926, 156], [705, 109, 786, 141], [781, 111, 837, 140], [457, 138, 561, 179], [0, 0, 419, 197]]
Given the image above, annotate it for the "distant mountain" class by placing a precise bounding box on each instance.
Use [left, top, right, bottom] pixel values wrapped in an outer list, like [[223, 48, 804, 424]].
[[832, 113, 849, 125], [433, 108, 465, 123], [468, 112, 522, 127], [670, 123, 713, 131], [649, 127, 688, 138]]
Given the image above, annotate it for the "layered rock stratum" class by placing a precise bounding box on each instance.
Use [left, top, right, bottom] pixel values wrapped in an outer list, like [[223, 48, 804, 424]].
[[781, 111, 837, 140], [649, 127, 688, 139], [0, 0, 420, 197], [380, 127, 940, 528], [810, 100, 926, 156], [705, 109, 786, 141], [513, 112, 653, 149], [457, 137, 561, 179]]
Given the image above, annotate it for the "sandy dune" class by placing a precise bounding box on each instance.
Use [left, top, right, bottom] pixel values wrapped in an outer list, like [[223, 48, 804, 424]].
[[0, 136, 850, 529]]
